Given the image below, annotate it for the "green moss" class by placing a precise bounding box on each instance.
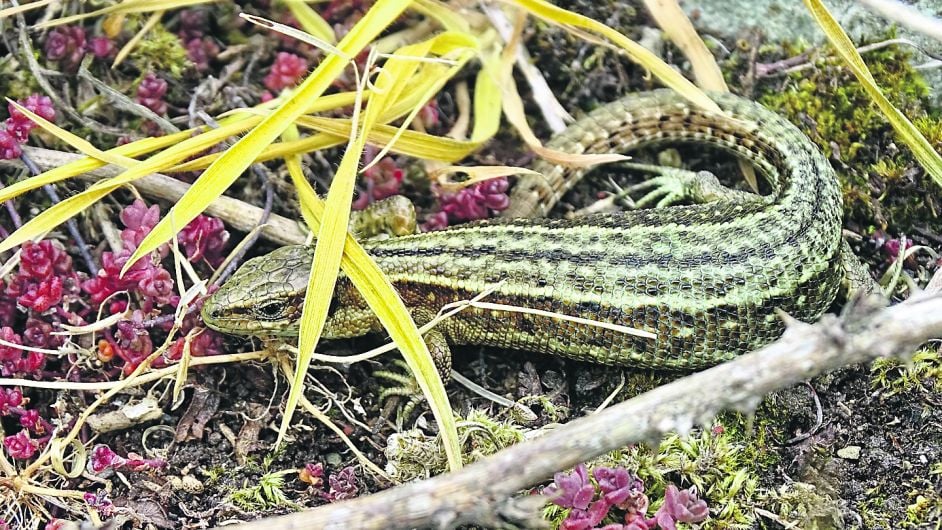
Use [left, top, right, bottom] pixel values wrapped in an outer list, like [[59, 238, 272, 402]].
[[763, 482, 843, 530], [758, 36, 942, 233], [905, 491, 942, 528], [870, 348, 942, 396], [384, 408, 529, 482], [228, 469, 299, 511], [129, 23, 191, 79]]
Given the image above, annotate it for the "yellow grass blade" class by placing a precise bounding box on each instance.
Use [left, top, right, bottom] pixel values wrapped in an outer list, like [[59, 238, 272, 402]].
[[125, 0, 413, 276], [279, 67, 369, 450], [641, 0, 726, 91], [285, 125, 465, 473], [508, 0, 719, 113], [5, 101, 139, 168], [0, 131, 187, 205], [492, 55, 629, 167], [804, 0, 942, 188], [0, 0, 52, 20], [112, 10, 163, 68], [1, 119, 254, 253], [429, 165, 539, 191], [33, 0, 218, 29], [283, 31, 464, 472], [413, 0, 471, 32], [472, 50, 504, 143], [279, 0, 336, 44]]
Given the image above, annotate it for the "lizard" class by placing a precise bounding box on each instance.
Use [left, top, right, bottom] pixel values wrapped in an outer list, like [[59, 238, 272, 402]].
[[201, 89, 875, 374]]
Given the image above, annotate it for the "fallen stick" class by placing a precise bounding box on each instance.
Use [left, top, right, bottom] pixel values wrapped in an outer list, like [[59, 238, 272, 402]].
[[3, 146, 309, 247]]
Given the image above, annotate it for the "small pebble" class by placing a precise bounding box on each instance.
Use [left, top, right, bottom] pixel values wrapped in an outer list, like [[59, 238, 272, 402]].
[[837, 445, 861, 460]]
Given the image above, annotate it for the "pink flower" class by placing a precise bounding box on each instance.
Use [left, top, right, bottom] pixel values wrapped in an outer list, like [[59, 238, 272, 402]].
[[138, 267, 174, 305], [137, 73, 168, 115], [3, 431, 38, 459], [91, 444, 127, 473], [561, 499, 610, 530], [0, 387, 23, 414], [325, 466, 359, 501], [300, 462, 325, 487], [433, 176, 510, 228], [90, 36, 116, 59], [178, 215, 229, 266], [354, 147, 404, 209], [19, 409, 42, 433], [652, 485, 709, 530], [544, 463, 595, 510], [6, 95, 56, 142], [0, 327, 23, 362], [23, 316, 61, 349], [83, 490, 114, 517], [185, 37, 219, 72], [44, 26, 87, 68], [18, 276, 64, 312], [594, 466, 647, 512], [264, 52, 308, 92], [0, 129, 22, 160]]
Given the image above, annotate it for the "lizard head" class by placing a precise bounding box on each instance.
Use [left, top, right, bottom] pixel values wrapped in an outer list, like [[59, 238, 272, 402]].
[[201, 245, 314, 338]]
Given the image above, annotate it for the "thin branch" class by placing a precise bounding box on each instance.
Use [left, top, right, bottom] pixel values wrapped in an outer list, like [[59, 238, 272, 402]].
[[859, 0, 942, 44], [0, 147, 308, 247], [221, 293, 942, 530]]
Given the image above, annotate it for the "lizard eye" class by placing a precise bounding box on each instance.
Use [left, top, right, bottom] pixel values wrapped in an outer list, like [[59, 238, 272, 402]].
[[254, 300, 287, 320]]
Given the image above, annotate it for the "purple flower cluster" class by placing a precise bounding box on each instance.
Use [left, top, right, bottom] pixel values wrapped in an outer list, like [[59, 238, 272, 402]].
[[1, 387, 53, 460], [44, 25, 87, 70], [43, 24, 116, 67], [544, 464, 709, 530], [0, 95, 56, 160], [298, 463, 359, 502], [0, 239, 80, 376], [83, 200, 227, 373], [326, 466, 359, 501], [352, 146, 404, 210], [83, 489, 115, 517], [82, 200, 174, 308], [264, 52, 309, 92], [179, 215, 229, 267], [177, 9, 220, 72], [136, 73, 169, 116], [423, 177, 510, 231]]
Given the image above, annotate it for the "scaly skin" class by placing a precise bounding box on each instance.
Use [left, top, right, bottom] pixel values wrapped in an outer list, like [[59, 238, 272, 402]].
[[202, 90, 862, 370]]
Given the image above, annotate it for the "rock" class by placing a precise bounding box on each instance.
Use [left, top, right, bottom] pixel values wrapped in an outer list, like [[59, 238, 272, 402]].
[[837, 445, 862, 460]]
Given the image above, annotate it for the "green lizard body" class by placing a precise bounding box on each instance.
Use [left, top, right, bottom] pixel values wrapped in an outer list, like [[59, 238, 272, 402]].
[[201, 90, 872, 370]]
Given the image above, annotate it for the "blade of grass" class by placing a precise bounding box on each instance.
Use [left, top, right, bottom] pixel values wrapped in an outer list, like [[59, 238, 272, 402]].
[[0, 116, 260, 253], [507, 0, 719, 113], [642, 0, 727, 91], [279, 65, 369, 450], [279, 0, 336, 44], [33, 0, 218, 29], [125, 0, 413, 274], [283, 35, 465, 472]]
